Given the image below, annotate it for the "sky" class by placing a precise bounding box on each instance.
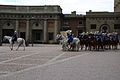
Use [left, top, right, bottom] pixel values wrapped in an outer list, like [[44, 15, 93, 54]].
[[0, 0, 114, 14]]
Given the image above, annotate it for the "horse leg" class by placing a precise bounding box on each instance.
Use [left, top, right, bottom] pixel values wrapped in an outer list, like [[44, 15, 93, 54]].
[[21, 43, 25, 51], [16, 42, 22, 51], [75, 43, 79, 51], [23, 44, 25, 51], [89, 45, 91, 51], [81, 45, 83, 50], [9, 44, 12, 50], [16, 44, 20, 51], [77, 44, 79, 51], [11, 43, 13, 50], [23, 40, 25, 51]]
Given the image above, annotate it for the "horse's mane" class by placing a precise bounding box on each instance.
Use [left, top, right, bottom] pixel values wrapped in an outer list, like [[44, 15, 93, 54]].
[[6, 36, 12, 38]]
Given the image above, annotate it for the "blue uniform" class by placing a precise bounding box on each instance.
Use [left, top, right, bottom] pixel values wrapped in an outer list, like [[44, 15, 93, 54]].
[[117, 35, 119, 41], [86, 34, 89, 38], [94, 34, 97, 38], [105, 34, 109, 40], [67, 32, 73, 43], [12, 33, 17, 41], [97, 33, 102, 42], [113, 34, 115, 41]]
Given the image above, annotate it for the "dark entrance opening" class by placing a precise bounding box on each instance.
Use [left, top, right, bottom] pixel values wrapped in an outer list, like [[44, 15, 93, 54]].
[[102, 26, 107, 33], [20, 32, 25, 39], [32, 30, 43, 43]]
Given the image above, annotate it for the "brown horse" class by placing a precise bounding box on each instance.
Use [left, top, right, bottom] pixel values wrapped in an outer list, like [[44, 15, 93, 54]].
[[110, 35, 119, 49], [88, 34, 98, 51]]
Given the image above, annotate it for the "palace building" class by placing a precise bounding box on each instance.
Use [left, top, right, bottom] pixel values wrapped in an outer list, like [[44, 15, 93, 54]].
[[86, 11, 120, 34], [0, 5, 63, 43], [85, 0, 120, 34], [62, 11, 86, 36], [0, 0, 120, 43]]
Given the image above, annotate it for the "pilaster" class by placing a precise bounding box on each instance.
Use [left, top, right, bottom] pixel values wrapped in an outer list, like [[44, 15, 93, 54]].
[[44, 19, 47, 42], [26, 20, 29, 41]]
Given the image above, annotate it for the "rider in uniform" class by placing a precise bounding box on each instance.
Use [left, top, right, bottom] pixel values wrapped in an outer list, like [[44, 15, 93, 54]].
[[12, 31, 17, 44], [112, 32, 116, 41], [67, 30, 73, 44]]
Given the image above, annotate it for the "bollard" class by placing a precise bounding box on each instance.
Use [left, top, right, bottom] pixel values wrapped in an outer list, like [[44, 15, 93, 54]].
[[0, 36, 2, 46], [25, 40, 29, 46]]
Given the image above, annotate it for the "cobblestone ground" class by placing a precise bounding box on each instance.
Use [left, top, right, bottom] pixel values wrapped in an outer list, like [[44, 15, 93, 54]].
[[0, 44, 120, 80], [0, 44, 86, 76]]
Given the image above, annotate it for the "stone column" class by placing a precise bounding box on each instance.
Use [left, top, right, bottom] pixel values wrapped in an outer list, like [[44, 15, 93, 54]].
[[44, 20, 47, 43], [16, 20, 19, 35], [0, 20, 2, 36], [0, 20, 2, 46], [54, 20, 58, 42], [26, 19, 29, 41]]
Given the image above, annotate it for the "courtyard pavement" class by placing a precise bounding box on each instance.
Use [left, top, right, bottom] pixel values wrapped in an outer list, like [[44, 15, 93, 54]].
[[0, 44, 120, 80]]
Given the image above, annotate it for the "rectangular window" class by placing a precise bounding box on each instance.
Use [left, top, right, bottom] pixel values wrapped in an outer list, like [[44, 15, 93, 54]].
[[91, 24, 96, 29], [64, 21, 69, 25], [114, 24, 120, 29], [48, 33, 54, 40], [48, 22, 54, 28], [79, 21, 83, 24], [19, 22, 26, 27]]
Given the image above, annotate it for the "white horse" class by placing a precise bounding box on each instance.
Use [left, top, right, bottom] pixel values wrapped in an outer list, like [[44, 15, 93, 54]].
[[3, 36, 26, 51], [71, 37, 80, 51], [56, 34, 80, 51], [56, 34, 69, 51]]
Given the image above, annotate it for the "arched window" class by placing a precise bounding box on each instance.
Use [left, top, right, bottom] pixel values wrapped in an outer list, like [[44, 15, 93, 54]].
[[35, 23, 39, 26], [7, 23, 10, 26]]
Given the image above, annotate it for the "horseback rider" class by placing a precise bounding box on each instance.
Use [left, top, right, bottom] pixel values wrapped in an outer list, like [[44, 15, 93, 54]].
[[66, 30, 73, 44], [105, 33, 110, 41], [96, 31, 102, 42], [112, 32, 116, 41], [94, 31, 97, 38], [12, 31, 17, 43]]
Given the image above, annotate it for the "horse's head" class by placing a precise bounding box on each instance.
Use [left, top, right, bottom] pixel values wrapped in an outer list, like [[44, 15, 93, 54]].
[[56, 34, 63, 41], [3, 36, 7, 41], [3, 36, 12, 41]]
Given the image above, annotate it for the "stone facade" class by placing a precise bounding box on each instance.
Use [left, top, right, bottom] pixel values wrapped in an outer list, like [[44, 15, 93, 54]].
[[86, 11, 120, 34], [114, 0, 120, 12], [0, 5, 63, 43], [1, 1, 120, 44], [62, 11, 86, 37]]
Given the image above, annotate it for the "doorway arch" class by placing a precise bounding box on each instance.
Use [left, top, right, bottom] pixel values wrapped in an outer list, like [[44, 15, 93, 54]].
[[99, 24, 110, 33]]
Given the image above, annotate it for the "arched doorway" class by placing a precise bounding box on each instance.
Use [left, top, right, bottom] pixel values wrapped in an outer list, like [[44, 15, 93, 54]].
[[100, 24, 110, 33]]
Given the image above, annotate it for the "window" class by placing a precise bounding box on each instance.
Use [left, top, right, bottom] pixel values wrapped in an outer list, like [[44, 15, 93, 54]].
[[50, 15, 52, 18], [64, 21, 68, 25], [20, 23, 26, 27], [116, 17, 118, 20], [35, 23, 39, 26], [21, 15, 24, 18], [36, 32, 41, 40], [7, 23, 10, 26], [48, 33, 54, 40], [79, 21, 82, 24], [48, 22, 54, 28], [91, 24, 96, 29], [114, 24, 120, 29]]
